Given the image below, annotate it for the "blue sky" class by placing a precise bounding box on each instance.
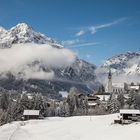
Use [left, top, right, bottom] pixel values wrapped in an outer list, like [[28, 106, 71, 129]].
[[0, 0, 140, 66]]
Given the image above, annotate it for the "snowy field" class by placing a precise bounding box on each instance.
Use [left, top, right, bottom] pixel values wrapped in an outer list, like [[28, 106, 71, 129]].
[[0, 114, 140, 140]]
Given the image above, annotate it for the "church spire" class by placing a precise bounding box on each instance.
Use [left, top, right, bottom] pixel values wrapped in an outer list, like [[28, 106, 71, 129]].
[[107, 68, 112, 93], [108, 69, 112, 79]]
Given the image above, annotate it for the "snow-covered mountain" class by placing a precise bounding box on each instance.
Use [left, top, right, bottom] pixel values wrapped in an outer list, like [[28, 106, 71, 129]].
[[102, 52, 140, 75], [95, 52, 140, 84], [0, 23, 63, 48], [0, 23, 97, 98]]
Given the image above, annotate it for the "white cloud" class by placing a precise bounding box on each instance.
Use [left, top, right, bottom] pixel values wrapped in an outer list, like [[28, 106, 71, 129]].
[[62, 39, 79, 46], [89, 26, 96, 34], [0, 43, 76, 80], [69, 42, 98, 48], [76, 18, 127, 36], [62, 39, 98, 48], [89, 18, 126, 34], [75, 30, 85, 37], [86, 54, 91, 58], [23, 66, 55, 80]]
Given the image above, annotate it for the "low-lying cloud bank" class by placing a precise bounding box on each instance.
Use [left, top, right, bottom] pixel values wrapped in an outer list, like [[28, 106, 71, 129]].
[[0, 44, 76, 80]]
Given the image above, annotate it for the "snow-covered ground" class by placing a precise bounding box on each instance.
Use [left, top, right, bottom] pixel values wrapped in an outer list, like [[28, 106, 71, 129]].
[[0, 114, 140, 140]]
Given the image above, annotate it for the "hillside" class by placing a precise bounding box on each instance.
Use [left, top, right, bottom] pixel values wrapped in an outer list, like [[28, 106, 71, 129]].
[[0, 114, 140, 140]]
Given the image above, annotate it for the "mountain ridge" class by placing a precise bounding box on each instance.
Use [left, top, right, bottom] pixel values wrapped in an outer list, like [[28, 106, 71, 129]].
[[102, 51, 140, 75], [0, 23, 63, 48]]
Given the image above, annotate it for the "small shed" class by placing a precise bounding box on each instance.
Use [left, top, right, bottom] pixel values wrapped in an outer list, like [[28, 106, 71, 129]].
[[120, 109, 140, 122], [23, 110, 40, 120]]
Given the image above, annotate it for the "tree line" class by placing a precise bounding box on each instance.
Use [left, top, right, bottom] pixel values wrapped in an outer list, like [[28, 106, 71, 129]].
[[0, 86, 140, 125]]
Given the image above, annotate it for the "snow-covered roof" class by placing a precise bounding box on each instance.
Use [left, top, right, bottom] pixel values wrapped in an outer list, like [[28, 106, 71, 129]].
[[88, 102, 97, 106], [96, 95, 110, 101], [112, 83, 124, 88], [23, 110, 40, 116], [129, 86, 139, 90], [120, 109, 140, 114], [59, 91, 68, 98]]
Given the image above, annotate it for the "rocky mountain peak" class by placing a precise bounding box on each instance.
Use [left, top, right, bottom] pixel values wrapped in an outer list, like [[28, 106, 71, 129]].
[[0, 23, 62, 48], [0, 26, 7, 33], [10, 23, 32, 34]]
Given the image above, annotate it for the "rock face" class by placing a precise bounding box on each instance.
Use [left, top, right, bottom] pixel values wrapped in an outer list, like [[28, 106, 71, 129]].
[[0, 23, 97, 99]]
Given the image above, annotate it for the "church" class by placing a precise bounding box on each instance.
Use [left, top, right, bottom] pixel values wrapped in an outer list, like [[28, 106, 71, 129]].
[[105, 69, 124, 94]]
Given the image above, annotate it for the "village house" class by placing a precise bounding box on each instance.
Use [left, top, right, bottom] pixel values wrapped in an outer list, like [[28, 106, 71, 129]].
[[128, 85, 140, 92], [87, 94, 100, 109], [115, 109, 140, 124], [23, 110, 40, 120], [95, 92, 111, 102], [120, 109, 140, 124]]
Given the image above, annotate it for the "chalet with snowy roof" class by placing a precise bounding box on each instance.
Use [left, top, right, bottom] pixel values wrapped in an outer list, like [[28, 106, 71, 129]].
[[120, 109, 140, 124], [87, 94, 100, 108], [23, 110, 40, 120]]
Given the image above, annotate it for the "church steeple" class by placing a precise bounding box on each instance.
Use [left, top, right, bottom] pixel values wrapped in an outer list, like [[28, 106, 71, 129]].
[[108, 69, 112, 79], [107, 69, 112, 93]]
